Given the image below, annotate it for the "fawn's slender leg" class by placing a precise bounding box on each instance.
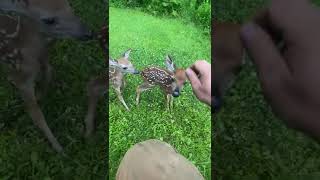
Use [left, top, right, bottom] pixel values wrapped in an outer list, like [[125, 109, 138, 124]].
[[170, 94, 174, 110], [166, 94, 169, 110], [38, 54, 52, 99], [166, 94, 171, 111], [122, 78, 126, 89], [136, 82, 154, 105], [10, 70, 63, 153], [115, 87, 130, 111], [84, 75, 107, 137], [165, 94, 173, 111], [42, 62, 52, 93]]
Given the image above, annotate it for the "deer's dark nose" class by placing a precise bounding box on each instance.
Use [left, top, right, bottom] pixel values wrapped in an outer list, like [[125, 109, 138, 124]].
[[172, 88, 180, 97], [213, 96, 222, 112]]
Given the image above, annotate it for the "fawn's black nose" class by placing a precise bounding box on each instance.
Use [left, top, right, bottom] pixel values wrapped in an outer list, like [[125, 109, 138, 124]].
[[172, 88, 180, 97], [213, 96, 222, 112]]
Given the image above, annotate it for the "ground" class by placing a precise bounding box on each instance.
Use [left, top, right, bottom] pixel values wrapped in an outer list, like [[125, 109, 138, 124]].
[[0, 0, 107, 179], [214, 0, 320, 178], [109, 7, 211, 179]]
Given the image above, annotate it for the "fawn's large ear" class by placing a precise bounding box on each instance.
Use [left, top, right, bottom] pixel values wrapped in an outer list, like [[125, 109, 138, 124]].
[[109, 57, 118, 67], [165, 55, 176, 73], [122, 49, 132, 60]]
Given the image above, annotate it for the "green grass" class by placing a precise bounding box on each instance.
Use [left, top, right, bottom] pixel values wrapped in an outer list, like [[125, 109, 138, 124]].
[[214, 0, 320, 179], [110, 0, 212, 31], [0, 0, 106, 179], [109, 7, 211, 179]]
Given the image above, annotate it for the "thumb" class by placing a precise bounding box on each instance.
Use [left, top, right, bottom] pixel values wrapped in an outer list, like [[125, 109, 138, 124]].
[[186, 68, 201, 92]]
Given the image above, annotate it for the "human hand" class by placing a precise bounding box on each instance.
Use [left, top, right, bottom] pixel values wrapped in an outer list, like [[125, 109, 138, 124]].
[[186, 60, 212, 106], [241, 0, 320, 140]]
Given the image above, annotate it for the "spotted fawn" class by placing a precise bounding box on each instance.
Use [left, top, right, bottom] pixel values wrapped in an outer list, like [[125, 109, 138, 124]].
[[0, 0, 93, 153], [136, 55, 187, 110]]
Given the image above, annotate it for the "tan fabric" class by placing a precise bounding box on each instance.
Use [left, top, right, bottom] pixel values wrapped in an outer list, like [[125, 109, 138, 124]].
[[116, 139, 205, 180]]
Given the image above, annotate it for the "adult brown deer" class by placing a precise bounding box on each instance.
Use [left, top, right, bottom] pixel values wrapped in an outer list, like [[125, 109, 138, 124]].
[[0, 0, 93, 153]]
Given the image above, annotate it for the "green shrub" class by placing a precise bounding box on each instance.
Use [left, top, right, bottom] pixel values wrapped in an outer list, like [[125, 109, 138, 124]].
[[194, 1, 211, 30], [147, 0, 181, 17], [110, 0, 211, 30]]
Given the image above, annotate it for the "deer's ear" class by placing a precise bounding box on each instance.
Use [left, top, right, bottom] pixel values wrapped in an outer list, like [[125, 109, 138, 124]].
[[165, 55, 176, 72], [109, 57, 118, 67], [123, 49, 132, 59]]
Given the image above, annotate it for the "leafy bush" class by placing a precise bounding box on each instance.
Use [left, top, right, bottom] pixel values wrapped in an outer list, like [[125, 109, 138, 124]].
[[110, 0, 211, 30], [194, 1, 211, 29], [147, 0, 181, 17]]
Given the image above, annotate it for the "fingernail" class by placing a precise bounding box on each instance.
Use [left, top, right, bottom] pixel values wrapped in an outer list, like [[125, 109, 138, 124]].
[[185, 68, 191, 76]]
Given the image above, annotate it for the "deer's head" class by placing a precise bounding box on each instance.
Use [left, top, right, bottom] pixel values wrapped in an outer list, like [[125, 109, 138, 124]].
[[0, 0, 93, 40], [109, 49, 140, 74], [165, 55, 187, 97]]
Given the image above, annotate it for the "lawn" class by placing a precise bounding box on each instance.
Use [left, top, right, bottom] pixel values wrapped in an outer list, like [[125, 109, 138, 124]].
[[213, 0, 320, 179], [109, 7, 211, 179], [0, 0, 107, 179]]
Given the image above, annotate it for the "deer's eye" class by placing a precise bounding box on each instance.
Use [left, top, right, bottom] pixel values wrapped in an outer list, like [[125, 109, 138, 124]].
[[42, 17, 57, 25], [123, 67, 128, 70]]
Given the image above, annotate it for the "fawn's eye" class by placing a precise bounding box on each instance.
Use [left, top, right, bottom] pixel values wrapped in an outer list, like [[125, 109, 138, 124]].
[[123, 67, 128, 70], [42, 17, 57, 25]]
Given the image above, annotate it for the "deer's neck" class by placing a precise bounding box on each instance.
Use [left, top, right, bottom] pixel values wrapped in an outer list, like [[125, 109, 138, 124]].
[[109, 67, 125, 86], [109, 66, 125, 77]]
